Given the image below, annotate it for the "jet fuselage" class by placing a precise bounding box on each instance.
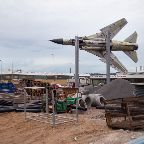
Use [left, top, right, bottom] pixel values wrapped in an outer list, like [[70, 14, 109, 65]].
[[53, 38, 138, 51]]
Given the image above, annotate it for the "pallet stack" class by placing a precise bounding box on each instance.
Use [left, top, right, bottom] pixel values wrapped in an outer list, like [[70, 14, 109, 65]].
[[104, 96, 144, 130], [22, 79, 50, 97]]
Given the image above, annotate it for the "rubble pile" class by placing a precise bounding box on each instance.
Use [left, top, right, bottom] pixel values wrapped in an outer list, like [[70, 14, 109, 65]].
[[95, 79, 135, 100]]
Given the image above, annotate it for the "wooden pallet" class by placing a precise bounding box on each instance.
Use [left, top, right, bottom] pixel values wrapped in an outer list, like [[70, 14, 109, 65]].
[[104, 96, 144, 130]]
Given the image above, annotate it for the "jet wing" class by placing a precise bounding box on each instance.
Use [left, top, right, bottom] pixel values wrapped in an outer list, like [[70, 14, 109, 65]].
[[84, 49, 128, 73], [82, 32, 104, 40], [100, 18, 128, 39], [83, 18, 128, 40]]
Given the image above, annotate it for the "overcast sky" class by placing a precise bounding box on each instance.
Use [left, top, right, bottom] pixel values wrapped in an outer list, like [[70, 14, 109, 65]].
[[0, 0, 144, 74]]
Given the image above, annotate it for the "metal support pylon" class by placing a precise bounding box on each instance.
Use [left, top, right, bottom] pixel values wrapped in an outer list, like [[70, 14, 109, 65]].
[[75, 36, 79, 122], [106, 29, 111, 84]]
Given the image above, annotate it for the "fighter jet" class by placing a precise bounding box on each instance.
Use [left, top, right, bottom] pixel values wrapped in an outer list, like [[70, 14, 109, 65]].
[[50, 18, 138, 73]]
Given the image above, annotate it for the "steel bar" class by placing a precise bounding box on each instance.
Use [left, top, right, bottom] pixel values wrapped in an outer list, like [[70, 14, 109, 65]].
[[106, 30, 111, 84], [75, 36, 79, 123], [52, 90, 55, 127], [75, 36, 79, 88], [46, 86, 49, 121]]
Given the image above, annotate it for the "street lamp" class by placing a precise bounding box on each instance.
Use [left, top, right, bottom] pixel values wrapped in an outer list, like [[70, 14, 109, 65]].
[[0, 60, 2, 82]]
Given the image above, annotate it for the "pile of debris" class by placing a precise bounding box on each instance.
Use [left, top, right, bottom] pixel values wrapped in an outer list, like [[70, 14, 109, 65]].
[[96, 79, 135, 100], [82, 79, 135, 108]]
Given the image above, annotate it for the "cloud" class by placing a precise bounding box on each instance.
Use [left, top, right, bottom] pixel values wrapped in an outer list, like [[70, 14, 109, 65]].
[[0, 0, 144, 73]]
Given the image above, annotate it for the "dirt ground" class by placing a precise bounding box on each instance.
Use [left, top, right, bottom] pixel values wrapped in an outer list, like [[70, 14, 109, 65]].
[[0, 108, 143, 144]]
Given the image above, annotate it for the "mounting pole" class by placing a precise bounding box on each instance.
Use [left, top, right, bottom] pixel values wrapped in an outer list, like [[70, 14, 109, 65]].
[[0, 60, 2, 82], [75, 36, 79, 123], [106, 29, 111, 84], [46, 85, 49, 121], [24, 89, 27, 120], [52, 90, 55, 127], [75, 36, 79, 88]]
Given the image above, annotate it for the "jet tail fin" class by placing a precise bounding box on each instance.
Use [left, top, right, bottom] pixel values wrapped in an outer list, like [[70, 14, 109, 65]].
[[123, 31, 138, 63], [124, 51, 138, 63], [124, 31, 137, 43]]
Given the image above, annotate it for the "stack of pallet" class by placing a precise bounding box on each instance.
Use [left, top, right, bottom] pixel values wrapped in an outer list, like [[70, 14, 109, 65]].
[[22, 79, 50, 97], [104, 96, 144, 130]]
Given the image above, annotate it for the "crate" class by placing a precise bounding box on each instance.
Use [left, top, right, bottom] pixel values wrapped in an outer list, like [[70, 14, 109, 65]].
[[104, 96, 144, 130]]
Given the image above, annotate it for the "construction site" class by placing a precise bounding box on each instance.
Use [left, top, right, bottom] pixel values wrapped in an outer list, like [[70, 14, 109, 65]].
[[1, 76, 144, 144]]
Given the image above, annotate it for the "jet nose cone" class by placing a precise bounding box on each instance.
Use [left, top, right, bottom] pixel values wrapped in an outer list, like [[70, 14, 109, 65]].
[[50, 38, 63, 44]]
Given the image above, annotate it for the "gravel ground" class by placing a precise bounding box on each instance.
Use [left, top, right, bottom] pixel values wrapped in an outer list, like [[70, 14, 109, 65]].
[[0, 108, 143, 144]]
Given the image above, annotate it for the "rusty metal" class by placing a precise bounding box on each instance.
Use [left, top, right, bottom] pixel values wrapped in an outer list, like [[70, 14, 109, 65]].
[[62, 87, 78, 98], [22, 79, 50, 98], [104, 96, 144, 130]]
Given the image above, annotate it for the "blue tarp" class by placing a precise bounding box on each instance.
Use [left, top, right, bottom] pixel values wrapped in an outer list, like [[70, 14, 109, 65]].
[[128, 137, 144, 144], [0, 82, 16, 93]]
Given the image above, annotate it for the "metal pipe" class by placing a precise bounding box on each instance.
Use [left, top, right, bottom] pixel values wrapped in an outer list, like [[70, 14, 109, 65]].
[[75, 36, 79, 88], [75, 36, 79, 123], [24, 89, 27, 120], [76, 90, 79, 122], [52, 90, 55, 127], [106, 30, 111, 84], [0, 60, 2, 82], [46, 85, 49, 121], [11, 61, 13, 80]]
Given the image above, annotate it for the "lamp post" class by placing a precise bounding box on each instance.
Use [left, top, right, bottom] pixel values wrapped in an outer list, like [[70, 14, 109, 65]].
[[11, 61, 13, 80], [0, 60, 2, 82]]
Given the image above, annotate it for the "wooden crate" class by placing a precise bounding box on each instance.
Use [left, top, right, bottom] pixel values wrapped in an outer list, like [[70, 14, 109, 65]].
[[104, 96, 144, 130]]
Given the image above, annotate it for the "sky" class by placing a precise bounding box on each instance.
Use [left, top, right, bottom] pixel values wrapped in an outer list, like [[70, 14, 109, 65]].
[[0, 0, 144, 74]]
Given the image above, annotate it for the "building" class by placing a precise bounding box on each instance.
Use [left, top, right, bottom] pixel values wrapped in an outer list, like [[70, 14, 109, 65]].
[[1, 71, 144, 85]]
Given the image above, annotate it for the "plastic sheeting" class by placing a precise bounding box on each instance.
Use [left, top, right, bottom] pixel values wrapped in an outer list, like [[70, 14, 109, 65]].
[[128, 136, 144, 144]]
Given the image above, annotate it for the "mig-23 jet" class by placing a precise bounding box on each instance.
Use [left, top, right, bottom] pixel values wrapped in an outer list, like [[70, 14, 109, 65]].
[[50, 18, 138, 73]]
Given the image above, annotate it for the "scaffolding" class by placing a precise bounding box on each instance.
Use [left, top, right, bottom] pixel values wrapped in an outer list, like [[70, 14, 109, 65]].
[[24, 36, 81, 126], [24, 86, 78, 127]]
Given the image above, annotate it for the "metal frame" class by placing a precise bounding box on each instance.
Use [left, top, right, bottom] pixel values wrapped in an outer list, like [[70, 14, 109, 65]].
[[26, 113, 76, 125], [75, 36, 79, 122], [75, 36, 79, 88], [106, 29, 111, 84], [24, 86, 77, 127], [0, 60, 2, 82], [23, 36, 80, 126]]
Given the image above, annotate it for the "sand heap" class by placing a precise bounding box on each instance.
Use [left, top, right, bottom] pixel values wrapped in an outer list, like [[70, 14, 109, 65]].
[[95, 79, 135, 100]]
